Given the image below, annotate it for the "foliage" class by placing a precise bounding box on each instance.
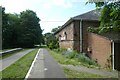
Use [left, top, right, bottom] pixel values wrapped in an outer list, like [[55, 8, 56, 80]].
[[49, 48, 100, 68], [77, 53, 98, 66], [2, 7, 43, 49], [44, 33, 59, 49], [87, 27, 100, 33], [87, 1, 120, 33], [51, 26, 61, 33], [51, 27, 59, 33], [63, 50, 98, 66], [88, 26, 120, 33], [64, 51, 77, 59], [53, 48, 66, 53], [2, 7, 10, 48], [18, 10, 43, 47], [100, 2, 120, 28]]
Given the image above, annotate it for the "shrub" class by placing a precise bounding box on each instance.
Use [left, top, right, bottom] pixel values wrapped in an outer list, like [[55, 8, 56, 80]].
[[53, 48, 66, 53], [77, 54, 98, 66], [87, 27, 100, 33], [65, 52, 75, 59], [51, 48, 99, 67], [48, 39, 59, 49], [62, 50, 78, 59]]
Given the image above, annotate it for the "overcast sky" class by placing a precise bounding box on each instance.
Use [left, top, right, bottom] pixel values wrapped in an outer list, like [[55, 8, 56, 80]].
[[1, 0, 96, 34]]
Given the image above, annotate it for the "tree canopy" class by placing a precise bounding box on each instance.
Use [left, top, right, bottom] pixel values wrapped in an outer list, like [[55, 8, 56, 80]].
[[2, 8, 43, 49], [19, 10, 43, 47], [88, 1, 120, 33], [51, 26, 61, 33]]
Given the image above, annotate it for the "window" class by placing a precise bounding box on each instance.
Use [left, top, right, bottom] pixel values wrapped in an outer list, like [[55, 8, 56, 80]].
[[60, 31, 67, 41]]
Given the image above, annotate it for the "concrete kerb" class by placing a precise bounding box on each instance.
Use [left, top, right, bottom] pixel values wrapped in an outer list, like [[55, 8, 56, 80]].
[[25, 49, 41, 79]]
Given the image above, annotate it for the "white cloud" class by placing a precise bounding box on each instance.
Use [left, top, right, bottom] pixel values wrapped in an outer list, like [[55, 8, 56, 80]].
[[1, 0, 44, 13], [52, 0, 72, 8], [1, 0, 33, 13], [41, 0, 73, 9]]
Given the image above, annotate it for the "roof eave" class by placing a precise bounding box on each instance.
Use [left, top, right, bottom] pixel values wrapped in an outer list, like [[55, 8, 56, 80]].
[[54, 18, 99, 35], [54, 18, 73, 35]]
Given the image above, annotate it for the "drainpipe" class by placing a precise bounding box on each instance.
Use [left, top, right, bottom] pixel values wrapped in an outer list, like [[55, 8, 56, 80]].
[[111, 40, 115, 70], [80, 19, 83, 53]]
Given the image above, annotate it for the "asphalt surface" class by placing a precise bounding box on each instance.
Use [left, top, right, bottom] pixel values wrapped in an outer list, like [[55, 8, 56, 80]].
[[0, 49, 34, 71], [44, 49, 65, 78], [27, 49, 44, 78], [27, 48, 65, 78]]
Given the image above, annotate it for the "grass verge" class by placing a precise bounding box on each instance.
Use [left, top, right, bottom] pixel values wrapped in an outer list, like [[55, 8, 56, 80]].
[[64, 67, 106, 78], [48, 49, 114, 78], [1, 48, 38, 79], [48, 49, 99, 68], [0, 49, 28, 60]]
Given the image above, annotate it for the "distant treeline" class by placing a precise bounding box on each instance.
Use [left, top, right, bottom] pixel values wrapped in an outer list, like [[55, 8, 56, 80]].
[[2, 7, 44, 49]]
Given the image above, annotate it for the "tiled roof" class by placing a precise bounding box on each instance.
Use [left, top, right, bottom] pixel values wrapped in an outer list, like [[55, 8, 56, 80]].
[[99, 32, 120, 42], [54, 9, 101, 34], [73, 9, 101, 21]]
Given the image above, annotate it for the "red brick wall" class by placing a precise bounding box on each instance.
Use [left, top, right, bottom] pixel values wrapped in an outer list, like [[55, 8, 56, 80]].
[[56, 22, 74, 50], [82, 21, 100, 53], [55, 20, 100, 52], [59, 40, 74, 50], [88, 33, 112, 68], [73, 20, 80, 52]]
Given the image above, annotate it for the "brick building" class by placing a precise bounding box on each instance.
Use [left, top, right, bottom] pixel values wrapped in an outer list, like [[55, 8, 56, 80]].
[[88, 32, 120, 70], [54, 9, 100, 52], [54, 9, 120, 70]]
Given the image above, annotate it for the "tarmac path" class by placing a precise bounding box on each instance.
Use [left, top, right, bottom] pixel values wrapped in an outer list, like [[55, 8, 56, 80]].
[[27, 48, 65, 78]]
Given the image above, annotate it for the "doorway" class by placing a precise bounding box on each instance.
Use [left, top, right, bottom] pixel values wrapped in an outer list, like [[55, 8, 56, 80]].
[[114, 42, 120, 71]]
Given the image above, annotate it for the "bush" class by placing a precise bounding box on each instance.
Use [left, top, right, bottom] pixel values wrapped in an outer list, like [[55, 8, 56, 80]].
[[64, 51, 77, 59], [77, 54, 97, 66], [63, 50, 98, 66], [48, 39, 59, 49], [53, 48, 66, 53], [87, 27, 100, 33], [51, 48, 99, 67]]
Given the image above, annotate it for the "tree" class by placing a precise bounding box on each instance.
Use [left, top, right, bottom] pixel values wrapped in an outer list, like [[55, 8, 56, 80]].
[[44, 32, 59, 49], [2, 7, 11, 48], [2, 11, 21, 48], [51, 26, 61, 33], [19, 10, 43, 47], [7, 13, 20, 47], [51, 28, 58, 33], [0, 6, 2, 49], [2, 8, 43, 49], [87, 1, 120, 33]]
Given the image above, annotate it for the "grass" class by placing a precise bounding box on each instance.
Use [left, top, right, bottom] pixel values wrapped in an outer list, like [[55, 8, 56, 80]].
[[49, 49, 114, 78], [64, 67, 106, 78], [48, 49, 100, 68], [1, 48, 38, 79], [0, 49, 27, 60]]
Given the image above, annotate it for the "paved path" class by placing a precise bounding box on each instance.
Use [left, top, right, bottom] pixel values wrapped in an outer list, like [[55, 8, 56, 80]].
[[27, 48, 65, 78], [62, 64, 118, 78], [0, 49, 34, 71]]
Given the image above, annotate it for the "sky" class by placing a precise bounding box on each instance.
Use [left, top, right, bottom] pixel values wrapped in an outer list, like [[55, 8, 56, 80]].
[[1, 0, 96, 34]]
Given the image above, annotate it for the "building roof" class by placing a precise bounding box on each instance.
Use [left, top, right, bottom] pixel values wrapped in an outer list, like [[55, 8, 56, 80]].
[[73, 9, 101, 21], [99, 32, 120, 42], [54, 9, 101, 34]]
